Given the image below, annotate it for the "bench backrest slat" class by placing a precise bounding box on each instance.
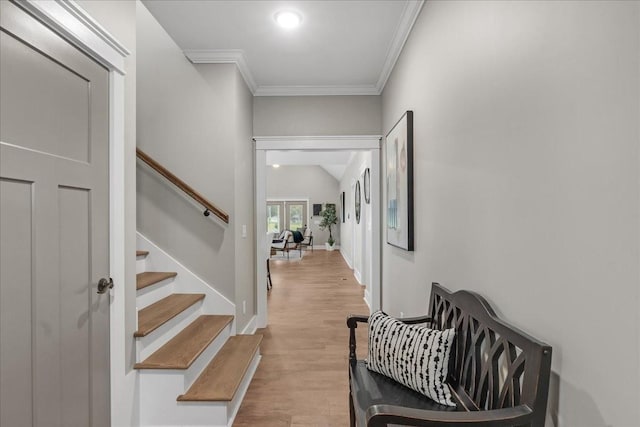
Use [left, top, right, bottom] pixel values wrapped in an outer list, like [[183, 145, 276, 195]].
[[428, 283, 552, 427]]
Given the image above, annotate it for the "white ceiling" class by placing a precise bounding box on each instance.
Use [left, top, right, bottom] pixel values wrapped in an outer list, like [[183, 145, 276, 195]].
[[266, 151, 356, 181], [142, 0, 424, 96]]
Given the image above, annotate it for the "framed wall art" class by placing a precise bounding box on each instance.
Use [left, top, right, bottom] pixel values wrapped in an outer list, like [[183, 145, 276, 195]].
[[363, 167, 371, 204], [355, 180, 361, 224], [385, 110, 414, 251], [340, 191, 346, 223]]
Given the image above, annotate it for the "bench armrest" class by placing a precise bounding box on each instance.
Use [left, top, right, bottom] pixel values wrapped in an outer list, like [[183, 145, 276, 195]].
[[365, 404, 534, 427], [347, 314, 369, 361]]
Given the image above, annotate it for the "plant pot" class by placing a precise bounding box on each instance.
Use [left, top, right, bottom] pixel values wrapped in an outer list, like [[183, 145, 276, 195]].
[[325, 242, 336, 251]]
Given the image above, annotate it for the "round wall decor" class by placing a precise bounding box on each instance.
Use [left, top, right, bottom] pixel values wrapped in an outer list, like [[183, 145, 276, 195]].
[[355, 180, 361, 224], [363, 167, 371, 204]]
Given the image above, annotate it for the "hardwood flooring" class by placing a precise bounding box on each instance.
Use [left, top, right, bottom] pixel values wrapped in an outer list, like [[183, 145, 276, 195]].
[[233, 250, 370, 427]]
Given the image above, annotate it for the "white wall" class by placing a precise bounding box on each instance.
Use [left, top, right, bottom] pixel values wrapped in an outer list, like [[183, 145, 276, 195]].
[[266, 166, 340, 245], [231, 66, 256, 329], [340, 151, 372, 305], [254, 95, 381, 136], [137, 3, 234, 300], [381, 1, 639, 426], [136, 4, 255, 332]]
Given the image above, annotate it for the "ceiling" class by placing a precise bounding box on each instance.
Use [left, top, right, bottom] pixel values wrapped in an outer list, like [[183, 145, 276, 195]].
[[266, 151, 356, 181], [142, 0, 424, 96]]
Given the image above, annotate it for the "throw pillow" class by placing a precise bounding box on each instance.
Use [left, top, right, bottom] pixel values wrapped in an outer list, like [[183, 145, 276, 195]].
[[366, 310, 456, 407]]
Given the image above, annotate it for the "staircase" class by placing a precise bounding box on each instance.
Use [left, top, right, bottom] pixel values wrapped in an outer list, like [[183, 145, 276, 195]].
[[135, 234, 261, 427]]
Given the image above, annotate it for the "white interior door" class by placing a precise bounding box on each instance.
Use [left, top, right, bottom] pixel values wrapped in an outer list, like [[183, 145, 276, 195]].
[[0, 2, 111, 425]]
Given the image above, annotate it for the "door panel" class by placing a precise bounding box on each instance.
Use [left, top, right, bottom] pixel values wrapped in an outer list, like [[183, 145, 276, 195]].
[[59, 187, 91, 426], [1, 31, 90, 162], [0, 178, 34, 427], [0, 2, 110, 426]]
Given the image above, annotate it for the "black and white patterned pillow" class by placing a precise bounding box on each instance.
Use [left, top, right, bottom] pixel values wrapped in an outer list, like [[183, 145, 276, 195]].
[[366, 311, 456, 407]]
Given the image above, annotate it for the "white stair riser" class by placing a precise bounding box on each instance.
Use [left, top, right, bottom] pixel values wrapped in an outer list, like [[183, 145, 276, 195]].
[[137, 301, 203, 361], [137, 279, 176, 309], [136, 256, 147, 274], [226, 352, 261, 427], [139, 372, 227, 427]]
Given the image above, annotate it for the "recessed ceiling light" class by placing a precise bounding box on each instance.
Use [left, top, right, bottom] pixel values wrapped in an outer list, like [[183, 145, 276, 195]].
[[272, 164, 280, 168], [275, 11, 301, 29]]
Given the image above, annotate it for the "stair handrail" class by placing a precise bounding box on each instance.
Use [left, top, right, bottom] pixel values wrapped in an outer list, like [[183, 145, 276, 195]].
[[136, 148, 230, 224]]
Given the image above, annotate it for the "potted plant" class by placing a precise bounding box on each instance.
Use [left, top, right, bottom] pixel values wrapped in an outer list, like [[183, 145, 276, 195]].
[[319, 204, 338, 251]]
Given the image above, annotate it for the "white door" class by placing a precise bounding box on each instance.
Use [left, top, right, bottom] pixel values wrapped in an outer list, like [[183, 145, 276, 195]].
[[0, 2, 111, 425]]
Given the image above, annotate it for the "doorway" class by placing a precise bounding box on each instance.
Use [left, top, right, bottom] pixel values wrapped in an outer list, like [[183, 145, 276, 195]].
[[254, 136, 381, 327], [0, 1, 128, 425]]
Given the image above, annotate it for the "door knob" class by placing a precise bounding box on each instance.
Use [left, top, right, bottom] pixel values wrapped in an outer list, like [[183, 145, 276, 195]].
[[97, 277, 114, 294]]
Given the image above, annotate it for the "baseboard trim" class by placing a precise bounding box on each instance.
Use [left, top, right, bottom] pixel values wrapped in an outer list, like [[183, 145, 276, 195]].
[[354, 269, 362, 285], [340, 248, 353, 269], [240, 316, 257, 335], [313, 244, 341, 250]]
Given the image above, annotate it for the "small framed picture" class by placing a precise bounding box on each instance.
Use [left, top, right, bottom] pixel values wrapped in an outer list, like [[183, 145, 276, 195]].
[[363, 167, 371, 204], [355, 180, 361, 224]]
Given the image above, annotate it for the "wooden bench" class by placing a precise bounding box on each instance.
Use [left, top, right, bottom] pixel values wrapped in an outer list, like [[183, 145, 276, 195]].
[[347, 283, 552, 427]]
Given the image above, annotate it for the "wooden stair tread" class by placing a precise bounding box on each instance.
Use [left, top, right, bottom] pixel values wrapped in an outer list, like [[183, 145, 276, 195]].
[[135, 293, 205, 338], [136, 250, 149, 257], [177, 335, 262, 402], [137, 271, 177, 290], [134, 315, 234, 369]]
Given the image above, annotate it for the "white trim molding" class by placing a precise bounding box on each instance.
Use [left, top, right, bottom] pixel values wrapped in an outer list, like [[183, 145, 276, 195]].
[[375, 0, 424, 93], [184, 49, 258, 93], [340, 247, 353, 269], [16, 0, 129, 74], [183, 1, 424, 97], [240, 316, 257, 335]]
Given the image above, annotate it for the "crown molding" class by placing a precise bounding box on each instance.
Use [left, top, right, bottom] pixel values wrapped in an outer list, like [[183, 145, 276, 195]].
[[254, 85, 380, 97], [183, 0, 424, 97], [184, 49, 258, 93], [375, 0, 424, 93]]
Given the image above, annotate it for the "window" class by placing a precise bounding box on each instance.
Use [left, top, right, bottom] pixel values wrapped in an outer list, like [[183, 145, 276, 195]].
[[288, 203, 304, 231], [266, 200, 308, 234], [267, 203, 283, 234]]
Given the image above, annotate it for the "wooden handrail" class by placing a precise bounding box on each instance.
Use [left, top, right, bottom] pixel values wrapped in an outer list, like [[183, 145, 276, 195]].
[[136, 148, 229, 224]]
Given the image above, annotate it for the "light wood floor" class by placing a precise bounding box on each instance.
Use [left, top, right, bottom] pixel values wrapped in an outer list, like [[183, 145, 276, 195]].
[[233, 250, 369, 427]]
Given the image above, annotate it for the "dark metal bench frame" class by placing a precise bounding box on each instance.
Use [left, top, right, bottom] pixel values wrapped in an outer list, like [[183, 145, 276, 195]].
[[347, 282, 552, 427]]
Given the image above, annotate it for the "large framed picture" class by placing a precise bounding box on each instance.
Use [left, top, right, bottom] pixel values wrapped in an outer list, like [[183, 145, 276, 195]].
[[385, 110, 414, 251]]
